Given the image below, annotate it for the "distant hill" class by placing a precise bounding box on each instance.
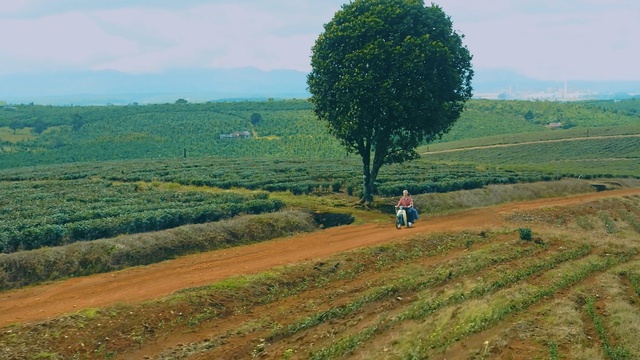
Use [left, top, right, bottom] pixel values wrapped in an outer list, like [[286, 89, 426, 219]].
[[1, 98, 638, 170], [0, 67, 638, 105], [0, 68, 310, 105]]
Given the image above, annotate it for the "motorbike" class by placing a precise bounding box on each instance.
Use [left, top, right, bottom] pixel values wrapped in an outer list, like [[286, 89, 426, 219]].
[[395, 205, 413, 229]]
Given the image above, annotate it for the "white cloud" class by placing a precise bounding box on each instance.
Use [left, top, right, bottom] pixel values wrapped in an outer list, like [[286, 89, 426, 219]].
[[444, 1, 640, 80], [0, 0, 638, 80], [0, 11, 138, 72], [0, 1, 34, 16], [0, 1, 338, 74]]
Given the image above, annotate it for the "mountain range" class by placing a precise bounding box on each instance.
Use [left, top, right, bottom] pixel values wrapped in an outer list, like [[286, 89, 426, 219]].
[[1, 67, 638, 105]]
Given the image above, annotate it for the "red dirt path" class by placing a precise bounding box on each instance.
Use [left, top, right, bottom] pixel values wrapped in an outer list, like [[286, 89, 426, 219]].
[[2, 188, 639, 328]]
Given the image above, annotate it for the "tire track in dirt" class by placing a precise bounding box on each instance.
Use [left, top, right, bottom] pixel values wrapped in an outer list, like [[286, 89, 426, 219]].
[[1, 188, 639, 328]]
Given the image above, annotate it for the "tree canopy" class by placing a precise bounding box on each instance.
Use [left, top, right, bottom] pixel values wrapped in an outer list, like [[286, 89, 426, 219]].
[[307, 0, 473, 204]]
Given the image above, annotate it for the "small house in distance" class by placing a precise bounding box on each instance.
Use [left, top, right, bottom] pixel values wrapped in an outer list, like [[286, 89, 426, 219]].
[[219, 131, 252, 139], [545, 122, 563, 129]]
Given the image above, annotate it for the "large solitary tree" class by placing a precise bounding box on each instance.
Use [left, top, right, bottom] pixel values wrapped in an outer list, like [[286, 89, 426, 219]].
[[307, 0, 473, 204]]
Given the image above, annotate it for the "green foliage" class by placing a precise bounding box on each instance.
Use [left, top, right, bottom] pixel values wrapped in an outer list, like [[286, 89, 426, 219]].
[[583, 97, 640, 117], [8, 119, 22, 134], [0, 98, 638, 174], [0, 100, 345, 169], [70, 113, 85, 131], [250, 112, 262, 125], [549, 341, 559, 360], [0, 179, 284, 253], [524, 110, 535, 121], [435, 99, 640, 143], [0, 157, 556, 201], [423, 136, 640, 178], [32, 118, 47, 134], [519, 228, 533, 241], [307, 0, 473, 203], [422, 124, 640, 153]]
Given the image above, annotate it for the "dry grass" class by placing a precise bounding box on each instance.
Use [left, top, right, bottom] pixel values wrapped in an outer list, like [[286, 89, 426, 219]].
[[596, 267, 640, 355], [0, 210, 317, 291], [409, 179, 602, 215], [0, 126, 36, 143]]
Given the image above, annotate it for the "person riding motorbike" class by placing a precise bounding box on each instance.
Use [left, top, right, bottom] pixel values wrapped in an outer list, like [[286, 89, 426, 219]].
[[396, 190, 418, 226]]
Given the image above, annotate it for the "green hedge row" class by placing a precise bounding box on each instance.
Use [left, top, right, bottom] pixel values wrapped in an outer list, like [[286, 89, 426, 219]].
[[0, 210, 317, 291], [0, 198, 284, 253], [376, 174, 556, 197]]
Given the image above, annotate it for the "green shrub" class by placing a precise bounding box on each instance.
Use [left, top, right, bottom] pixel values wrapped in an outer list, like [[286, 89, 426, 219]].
[[0, 182, 285, 253], [519, 228, 533, 241], [331, 181, 342, 193]]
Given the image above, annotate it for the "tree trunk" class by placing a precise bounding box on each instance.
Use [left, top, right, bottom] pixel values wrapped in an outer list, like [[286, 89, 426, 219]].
[[360, 145, 372, 204], [361, 169, 374, 205], [360, 145, 385, 206]]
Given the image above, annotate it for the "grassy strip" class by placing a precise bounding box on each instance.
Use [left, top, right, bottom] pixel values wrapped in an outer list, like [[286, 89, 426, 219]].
[[628, 271, 640, 297], [271, 238, 549, 341], [302, 243, 589, 359], [394, 243, 580, 318], [600, 213, 618, 234], [151, 232, 510, 358], [422, 137, 640, 171], [410, 179, 598, 216], [507, 196, 640, 232], [424, 125, 640, 152], [615, 204, 640, 234], [0, 210, 317, 291], [387, 251, 637, 359], [309, 244, 595, 360], [378, 256, 628, 358], [549, 341, 559, 360], [585, 297, 632, 360], [153, 232, 503, 359]]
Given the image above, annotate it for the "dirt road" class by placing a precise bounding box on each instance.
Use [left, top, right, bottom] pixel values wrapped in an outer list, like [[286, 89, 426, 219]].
[[2, 188, 639, 328], [420, 133, 640, 155]]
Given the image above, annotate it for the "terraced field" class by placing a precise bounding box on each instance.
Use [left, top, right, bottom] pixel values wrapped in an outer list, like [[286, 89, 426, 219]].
[[1, 188, 639, 359]]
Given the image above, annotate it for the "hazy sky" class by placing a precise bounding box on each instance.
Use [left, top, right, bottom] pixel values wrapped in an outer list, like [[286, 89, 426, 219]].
[[1, 0, 638, 81]]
